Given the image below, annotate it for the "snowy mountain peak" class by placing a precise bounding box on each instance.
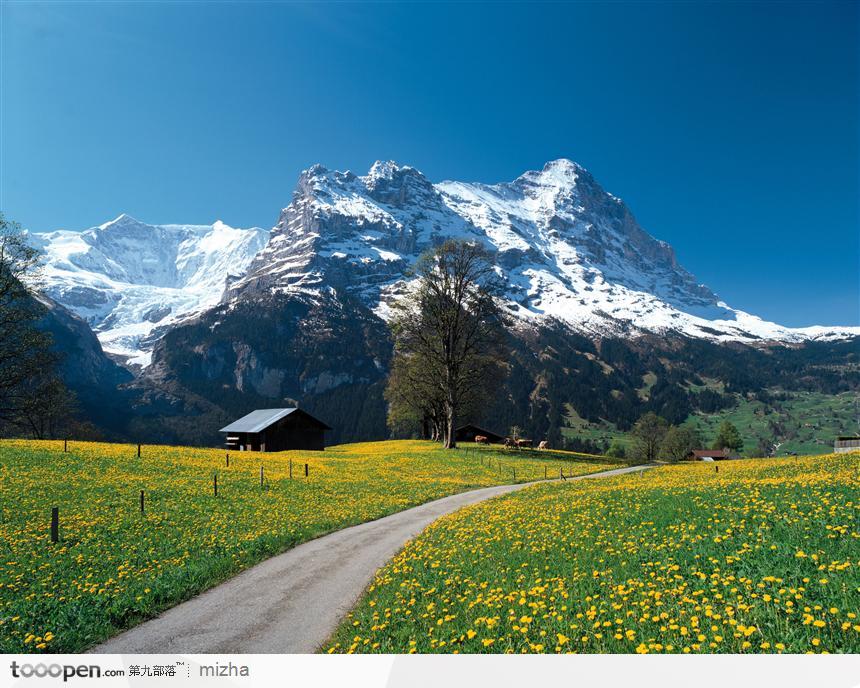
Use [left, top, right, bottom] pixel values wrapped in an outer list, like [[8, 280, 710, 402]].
[[33, 160, 860, 370], [30, 217, 268, 366], [525, 157, 583, 182], [98, 213, 141, 230], [366, 159, 408, 179], [230, 159, 860, 344]]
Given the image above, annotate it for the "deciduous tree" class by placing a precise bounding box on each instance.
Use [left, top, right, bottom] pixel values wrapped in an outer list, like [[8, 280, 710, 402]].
[[659, 425, 702, 462], [630, 412, 669, 462], [0, 214, 75, 436], [387, 240, 508, 448]]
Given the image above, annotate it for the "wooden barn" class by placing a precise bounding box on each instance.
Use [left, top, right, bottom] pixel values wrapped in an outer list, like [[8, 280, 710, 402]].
[[220, 408, 331, 452], [454, 424, 505, 444]]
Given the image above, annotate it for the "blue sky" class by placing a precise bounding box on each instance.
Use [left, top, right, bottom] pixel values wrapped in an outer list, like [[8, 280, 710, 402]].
[[2, 1, 858, 326]]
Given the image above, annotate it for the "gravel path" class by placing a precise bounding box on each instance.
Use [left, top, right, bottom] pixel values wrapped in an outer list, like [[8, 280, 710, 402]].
[[93, 463, 653, 654]]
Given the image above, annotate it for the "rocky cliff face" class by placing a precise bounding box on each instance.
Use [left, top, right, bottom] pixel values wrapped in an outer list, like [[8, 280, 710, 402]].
[[33, 294, 134, 436], [225, 159, 859, 343], [142, 291, 391, 444]]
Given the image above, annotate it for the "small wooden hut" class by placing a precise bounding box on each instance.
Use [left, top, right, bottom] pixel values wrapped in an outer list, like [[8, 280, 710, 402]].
[[689, 449, 733, 461], [454, 424, 505, 444], [220, 408, 331, 452]]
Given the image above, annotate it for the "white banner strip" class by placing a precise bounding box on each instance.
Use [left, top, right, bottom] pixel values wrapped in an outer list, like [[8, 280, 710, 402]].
[[1, 654, 858, 688]]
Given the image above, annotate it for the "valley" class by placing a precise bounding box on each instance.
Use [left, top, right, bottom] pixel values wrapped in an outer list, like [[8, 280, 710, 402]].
[[19, 159, 860, 450]]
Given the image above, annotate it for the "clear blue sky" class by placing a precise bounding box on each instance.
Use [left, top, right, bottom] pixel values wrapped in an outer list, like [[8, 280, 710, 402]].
[[2, 1, 858, 326]]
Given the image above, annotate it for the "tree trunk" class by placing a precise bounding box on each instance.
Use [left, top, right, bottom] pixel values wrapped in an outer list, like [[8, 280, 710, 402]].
[[444, 403, 457, 449]]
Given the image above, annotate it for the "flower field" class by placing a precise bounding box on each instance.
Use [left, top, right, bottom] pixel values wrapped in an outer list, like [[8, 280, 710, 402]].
[[329, 453, 859, 654], [0, 438, 620, 652]]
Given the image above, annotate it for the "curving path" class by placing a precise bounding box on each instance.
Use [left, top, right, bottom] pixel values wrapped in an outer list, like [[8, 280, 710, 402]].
[[93, 463, 653, 654]]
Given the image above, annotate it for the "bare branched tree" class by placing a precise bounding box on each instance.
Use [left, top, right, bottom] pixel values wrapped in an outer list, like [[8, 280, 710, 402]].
[[387, 240, 508, 448]]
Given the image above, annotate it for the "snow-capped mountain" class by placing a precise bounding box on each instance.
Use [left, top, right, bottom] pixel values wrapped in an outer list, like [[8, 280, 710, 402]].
[[29, 215, 268, 366], [32, 160, 859, 372], [228, 159, 859, 343]]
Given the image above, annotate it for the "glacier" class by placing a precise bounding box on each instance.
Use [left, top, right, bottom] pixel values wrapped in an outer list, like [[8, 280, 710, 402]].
[[28, 214, 269, 367]]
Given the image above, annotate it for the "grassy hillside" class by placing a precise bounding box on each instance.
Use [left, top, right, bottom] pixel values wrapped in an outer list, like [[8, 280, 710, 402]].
[[563, 390, 860, 455], [329, 452, 859, 654], [0, 439, 625, 653], [684, 390, 859, 455]]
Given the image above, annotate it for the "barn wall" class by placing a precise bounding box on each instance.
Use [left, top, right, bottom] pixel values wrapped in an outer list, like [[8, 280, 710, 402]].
[[270, 428, 325, 451], [267, 416, 326, 451]]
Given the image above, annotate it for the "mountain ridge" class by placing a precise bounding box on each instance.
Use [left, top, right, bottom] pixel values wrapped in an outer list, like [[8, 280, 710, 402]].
[[30, 159, 859, 372], [17, 159, 859, 447], [227, 158, 859, 343]]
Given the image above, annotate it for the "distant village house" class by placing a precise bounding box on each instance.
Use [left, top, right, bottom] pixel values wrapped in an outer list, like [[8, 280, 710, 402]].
[[834, 436, 860, 454], [689, 449, 735, 462], [220, 408, 331, 452], [454, 424, 505, 444]]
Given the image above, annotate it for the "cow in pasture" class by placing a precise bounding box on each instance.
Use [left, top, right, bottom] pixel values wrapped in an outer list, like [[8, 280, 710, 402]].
[[474, 435, 489, 445], [516, 439, 533, 449], [538, 440, 549, 450], [503, 437, 516, 449]]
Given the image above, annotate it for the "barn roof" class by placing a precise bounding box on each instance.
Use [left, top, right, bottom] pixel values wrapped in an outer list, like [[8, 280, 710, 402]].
[[692, 449, 729, 458], [219, 408, 331, 433]]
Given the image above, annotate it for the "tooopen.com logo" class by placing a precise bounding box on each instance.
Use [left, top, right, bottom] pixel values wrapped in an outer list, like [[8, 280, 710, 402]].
[[10, 662, 125, 682]]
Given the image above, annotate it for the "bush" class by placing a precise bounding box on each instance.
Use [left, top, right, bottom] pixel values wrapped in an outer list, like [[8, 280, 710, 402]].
[[605, 441, 627, 459]]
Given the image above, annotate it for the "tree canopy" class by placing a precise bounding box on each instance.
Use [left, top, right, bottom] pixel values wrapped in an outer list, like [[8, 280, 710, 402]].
[[713, 420, 744, 453], [630, 412, 669, 462], [0, 214, 76, 437]]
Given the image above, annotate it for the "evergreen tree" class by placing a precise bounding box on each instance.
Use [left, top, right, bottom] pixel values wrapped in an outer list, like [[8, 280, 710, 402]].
[[713, 420, 744, 453]]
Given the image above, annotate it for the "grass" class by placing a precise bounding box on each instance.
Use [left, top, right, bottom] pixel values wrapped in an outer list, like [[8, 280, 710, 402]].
[[563, 390, 860, 456], [328, 452, 860, 654], [0, 438, 627, 653]]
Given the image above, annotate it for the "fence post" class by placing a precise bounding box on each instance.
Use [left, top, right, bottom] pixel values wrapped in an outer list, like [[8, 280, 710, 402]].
[[226, 454, 229, 467], [140, 490, 145, 514], [214, 471, 218, 497], [305, 463, 308, 478], [544, 466, 547, 479], [513, 468, 516, 481], [716, 465, 719, 473], [289, 460, 293, 480], [260, 465, 264, 488], [63, 439, 68, 453], [50, 507, 59, 543], [137, 444, 141, 458]]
